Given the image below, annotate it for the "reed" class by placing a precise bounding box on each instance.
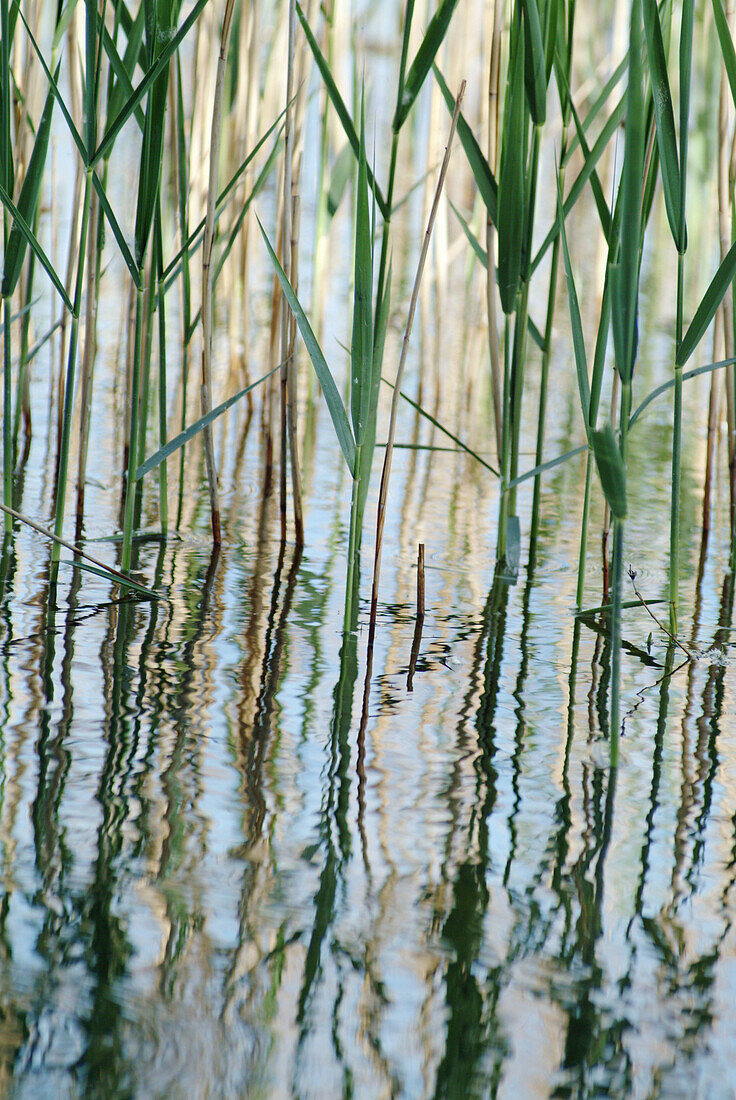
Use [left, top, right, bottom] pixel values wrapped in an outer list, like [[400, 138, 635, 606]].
[[1, 0, 736, 745]]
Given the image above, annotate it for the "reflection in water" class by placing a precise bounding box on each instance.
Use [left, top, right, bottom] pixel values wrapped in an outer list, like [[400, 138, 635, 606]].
[[0, 482, 736, 1096]]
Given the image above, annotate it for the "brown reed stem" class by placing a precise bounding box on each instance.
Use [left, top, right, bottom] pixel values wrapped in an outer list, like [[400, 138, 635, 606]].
[[201, 0, 237, 546], [368, 81, 465, 645]]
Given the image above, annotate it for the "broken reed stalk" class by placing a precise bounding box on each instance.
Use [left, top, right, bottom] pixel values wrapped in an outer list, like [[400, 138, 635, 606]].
[[368, 80, 465, 643], [201, 0, 238, 546], [280, 0, 304, 545], [407, 542, 425, 691]]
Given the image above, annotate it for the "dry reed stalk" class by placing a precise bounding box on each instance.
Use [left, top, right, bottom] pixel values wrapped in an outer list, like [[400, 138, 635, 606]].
[[421, 73, 447, 404], [0, 500, 156, 595], [279, 0, 304, 544], [201, 0, 238, 546], [287, 193, 304, 542], [75, 182, 99, 537], [368, 81, 465, 641]]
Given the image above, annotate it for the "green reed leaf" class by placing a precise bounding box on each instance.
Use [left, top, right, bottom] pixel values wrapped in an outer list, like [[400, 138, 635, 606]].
[[2, 72, 56, 298], [521, 0, 546, 124], [629, 357, 736, 429], [16, 6, 88, 164], [383, 376, 500, 476], [531, 92, 624, 277], [1, 0, 13, 200], [677, 238, 736, 366], [296, 2, 387, 218], [0, 184, 73, 311], [592, 423, 627, 519], [94, 0, 209, 166], [643, 0, 682, 249], [556, 174, 590, 431], [394, 0, 461, 133], [257, 216, 356, 476], [91, 172, 141, 287], [135, 366, 279, 479], [98, 9, 146, 136], [134, 2, 174, 266], [449, 200, 544, 351], [327, 144, 353, 218], [560, 53, 628, 165], [434, 64, 498, 225], [679, 0, 694, 241], [351, 103, 375, 448], [712, 0, 736, 109], [61, 559, 160, 599], [507, 444, 587, 490], [544, 0, 562, 85], [611, 0, 645, 384], [164, 107, 286, 282], [498, 26, 526, 314]]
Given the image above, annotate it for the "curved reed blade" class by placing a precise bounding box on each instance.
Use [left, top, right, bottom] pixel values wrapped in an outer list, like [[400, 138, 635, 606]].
[[712, 0, 736, 108], [257, 215, 356, 476], [611, 0, 645, 384], [677, 238, 736, 366], [136, 366, 280, 480], [520, 0, 546, 125], [0, 185, 73, 311], [295, 1, 387, 217], [679, 0, 694, 238], [434, 64, 498, 224], [556, 174, 590, 432], [1, 73, 57, 298], [393, 0, 461, 133], [497, 24, 526, 315], [643, 0, 682, 250], [592, 424, 627, 521]]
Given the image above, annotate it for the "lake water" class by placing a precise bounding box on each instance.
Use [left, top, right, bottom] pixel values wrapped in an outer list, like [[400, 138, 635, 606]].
[[2, 311, 736, 1098]]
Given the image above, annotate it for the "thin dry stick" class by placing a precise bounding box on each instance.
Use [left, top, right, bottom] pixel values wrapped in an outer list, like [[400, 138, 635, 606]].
[[628, 566, 695, 661], [201, 0, 237, 546], [368, 81, 465, 640], [0, 502, 157, 595]]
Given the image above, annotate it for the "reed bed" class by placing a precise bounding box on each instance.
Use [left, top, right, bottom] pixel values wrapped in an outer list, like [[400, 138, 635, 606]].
[[1, 0, 736, 757]]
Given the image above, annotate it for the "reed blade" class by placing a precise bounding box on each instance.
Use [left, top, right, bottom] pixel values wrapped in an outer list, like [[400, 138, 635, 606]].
[[1, 73, 57, 298], [643, 0, 682, 249], [393, 0, 461, 132], [677, 238, 736, 366], [257, 216, 356, 476], [498, 24, 526, 315], [592, 423, 627, 520]]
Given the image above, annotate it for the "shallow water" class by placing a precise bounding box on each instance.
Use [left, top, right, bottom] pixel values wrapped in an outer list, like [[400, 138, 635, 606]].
[[2, 360, 736, 1099]]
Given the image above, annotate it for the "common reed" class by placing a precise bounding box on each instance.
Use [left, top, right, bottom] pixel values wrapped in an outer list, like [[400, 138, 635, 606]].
[[1, 0, 736, 746]]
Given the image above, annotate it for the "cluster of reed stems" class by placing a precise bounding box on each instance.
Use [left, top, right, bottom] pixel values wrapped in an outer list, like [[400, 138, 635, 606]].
[[2, 0, 736, 757]]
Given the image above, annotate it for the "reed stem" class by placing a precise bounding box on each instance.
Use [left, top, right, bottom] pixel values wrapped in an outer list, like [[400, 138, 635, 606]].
[[669, 250, 685, 628], [52, 170, 93, 570], [121, 285, 144, 573]]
